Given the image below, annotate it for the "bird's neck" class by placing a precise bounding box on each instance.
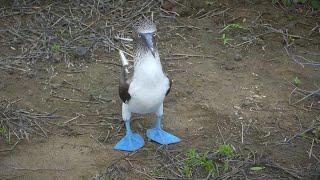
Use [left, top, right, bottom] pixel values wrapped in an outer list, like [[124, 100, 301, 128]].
[[133, 51, 164, 83], [133, 40, 160, 68]]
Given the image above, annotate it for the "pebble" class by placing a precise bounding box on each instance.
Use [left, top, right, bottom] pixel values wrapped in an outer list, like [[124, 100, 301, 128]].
[[234, 53, 242, 61], [75, 46, 89, 56]]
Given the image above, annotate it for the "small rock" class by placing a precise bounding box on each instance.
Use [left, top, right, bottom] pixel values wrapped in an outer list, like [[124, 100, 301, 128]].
[[26, 71, 36, 78], [241, 99, 255, 108], [50, 83, 60, 89], [233, 105, 241, 110], [75, 46, 89, 56], [234, 54, 242, 61], [186, 90, 193, 95], [221, 63, 235, 70]]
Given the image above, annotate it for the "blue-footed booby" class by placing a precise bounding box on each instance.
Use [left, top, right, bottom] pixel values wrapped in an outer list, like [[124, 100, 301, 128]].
[[114, 19, 181, 151]]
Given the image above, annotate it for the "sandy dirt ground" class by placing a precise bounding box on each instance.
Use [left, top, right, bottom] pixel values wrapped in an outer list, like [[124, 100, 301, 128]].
[[0, 0, 319, 179]]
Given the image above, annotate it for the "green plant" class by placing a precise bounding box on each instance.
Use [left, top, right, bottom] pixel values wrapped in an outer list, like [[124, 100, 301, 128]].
[[182, 165, 192, 177], [57, 28, 66, 38], [312, 127, 320, 139], [293, 76, 301, 86], [51, 43, 61, 52], [221, 23, 247, 32], [0, 126, 7, 136], [218, 144, 234, 157], [0, 126, 10, 144], [219, 34, 233, 45], [287, 14, 296, 21], [205, 0, 215, 6], [250, 166, 265, 172], [182, 148, 233, 177], [300, 133, 307, 139], [182, 149, 215, 177], [152, 169, 161, 177], [310, 0, 319, 10], [222, 161, 230, 172]]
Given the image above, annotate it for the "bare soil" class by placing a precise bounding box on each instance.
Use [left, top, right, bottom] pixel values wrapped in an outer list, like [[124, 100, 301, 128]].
[[0, 0, 319, 179]]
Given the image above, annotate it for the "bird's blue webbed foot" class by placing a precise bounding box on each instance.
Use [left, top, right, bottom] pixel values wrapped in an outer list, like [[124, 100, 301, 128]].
[[114, 121, 144, 151], [147, 116, 181, 145]]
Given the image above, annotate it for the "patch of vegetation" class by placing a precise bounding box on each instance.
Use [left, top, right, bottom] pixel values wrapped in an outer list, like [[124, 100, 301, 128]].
[[250, 165, 265, 172], [272, 0, 319, 10], [312, 127, 320, 139], [221, 23, 247, 32], [0, 126, 10, 144], [218, 144, 234, 157], [0, 126, 6, 136], [300, 132, 307, 139], [293, 76, 301, 86], [218, 23, 247, 46], [51, 43, 61, 52], [152, 169, 162, 177], [57, 28, 67, 39], [182, 144, 234, 178], [218, 33, 233, 45], [182, 149, 215, 177], [205, 0, 215, 6]]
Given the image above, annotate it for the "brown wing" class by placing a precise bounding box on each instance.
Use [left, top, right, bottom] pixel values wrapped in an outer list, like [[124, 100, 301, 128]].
[[166, 76, 172, 96], [119, 65, 131, 103]]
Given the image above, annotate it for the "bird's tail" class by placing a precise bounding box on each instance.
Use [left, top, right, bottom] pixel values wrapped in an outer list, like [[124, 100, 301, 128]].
[[119, 50, 129, 66]]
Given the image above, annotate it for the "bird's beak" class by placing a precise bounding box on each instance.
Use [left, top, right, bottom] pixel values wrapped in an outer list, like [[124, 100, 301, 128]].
[[142, 33, 155, 57]]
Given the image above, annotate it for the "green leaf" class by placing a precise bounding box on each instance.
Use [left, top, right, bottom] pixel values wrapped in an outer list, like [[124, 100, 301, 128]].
[[222, 23, 247, 31], [311, 0, 319, 10], [300, 133, 307, 139], [312, 127, 320, 139], [250, 166, 265, 171], [0, 127, 6, 136], [186, 149, 197, 159], [205, 0, 215, 6], [293, 76, 301, 86], [203, 159, 214, 172], [51, 43, 61, 52], [287, 14, 295, 21], [222, 161, 230, 172], [218, 144, 234, 157], [282, 0, 292, 7], [182, 166, 192, 177], [272, 0, 279, 5]]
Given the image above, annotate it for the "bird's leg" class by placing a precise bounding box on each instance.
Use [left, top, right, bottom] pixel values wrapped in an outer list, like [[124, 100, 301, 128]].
[[114, 104, 144, 151], [147, 104, 181, 144], [125, 120, 132, 134], [155, 115, 161, 129]]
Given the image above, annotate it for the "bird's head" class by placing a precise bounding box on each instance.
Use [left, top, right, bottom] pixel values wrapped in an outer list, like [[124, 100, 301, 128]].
[[133, 19, 157, 57]]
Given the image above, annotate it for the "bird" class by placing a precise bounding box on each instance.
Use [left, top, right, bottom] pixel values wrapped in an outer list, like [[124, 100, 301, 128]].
[[114, 18, 181, 151]]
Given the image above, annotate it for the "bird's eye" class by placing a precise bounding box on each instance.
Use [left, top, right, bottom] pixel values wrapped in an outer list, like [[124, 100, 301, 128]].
[[138, 34, 141, 38], [153, 33, 156, 37]]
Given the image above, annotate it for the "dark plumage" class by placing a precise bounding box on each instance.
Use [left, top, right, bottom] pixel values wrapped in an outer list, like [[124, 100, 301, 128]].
[[119, 65, 131, 103]]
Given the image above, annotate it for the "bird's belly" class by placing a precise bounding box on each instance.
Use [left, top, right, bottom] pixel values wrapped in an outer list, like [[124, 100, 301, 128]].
[[128, 89, 165, 114]]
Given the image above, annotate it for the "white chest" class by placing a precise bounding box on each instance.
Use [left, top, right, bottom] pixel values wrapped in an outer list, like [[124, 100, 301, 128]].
[[128, 55, 169, 114]]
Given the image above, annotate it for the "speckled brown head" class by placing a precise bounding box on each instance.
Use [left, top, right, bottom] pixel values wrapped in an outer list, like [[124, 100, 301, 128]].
[[133, 18, 157, 34], [133, 18, 157, 57]]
